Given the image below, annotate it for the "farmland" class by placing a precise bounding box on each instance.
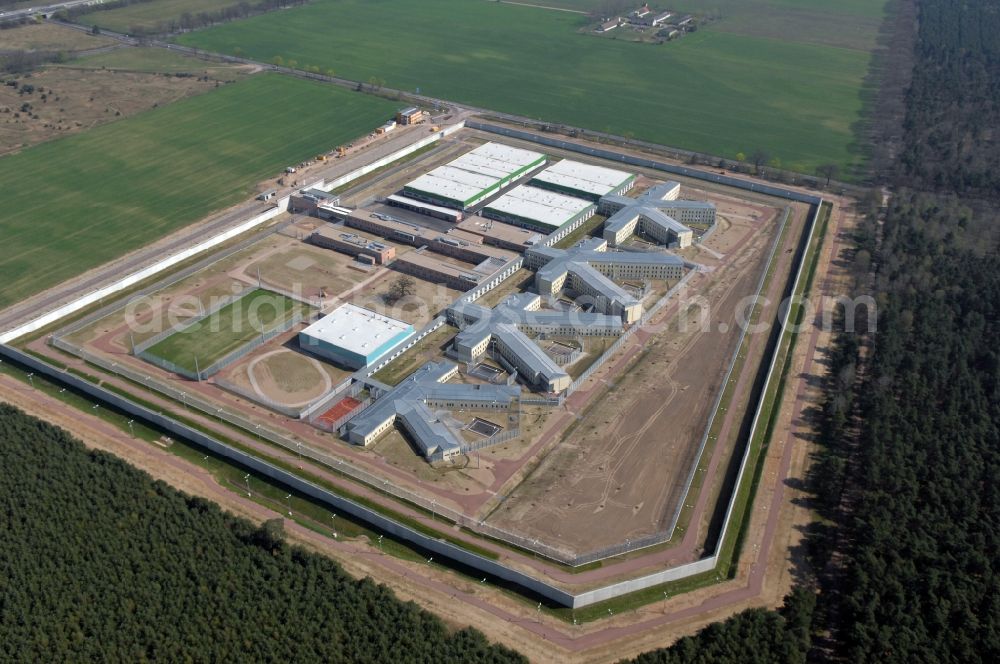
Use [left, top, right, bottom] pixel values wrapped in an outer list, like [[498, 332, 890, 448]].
[[178, 0, 881, 173], [76, 0, 242, 33], [0, 73, 397, 309], [143, 289, 308, 373]]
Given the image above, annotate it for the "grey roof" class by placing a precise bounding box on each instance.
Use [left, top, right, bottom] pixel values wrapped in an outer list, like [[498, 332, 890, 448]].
[[449, 291, 622, 388], [345, 361, 518, 458], [601, 183, 703, 239], [642, 181, 681, 201], [560, 260, 640, 309], [301, 188, 339, 200], [605, 204, 691, 237], [530, 243, 681, 310]]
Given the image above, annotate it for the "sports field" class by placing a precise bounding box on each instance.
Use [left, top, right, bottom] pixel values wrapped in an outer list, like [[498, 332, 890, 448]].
[[178, 0, 883, 173], [0, 74, 396, 309], [144, 289, 307, 373]]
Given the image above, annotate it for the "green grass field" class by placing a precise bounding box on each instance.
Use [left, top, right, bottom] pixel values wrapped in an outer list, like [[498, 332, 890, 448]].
[[0, 73, 396, 310], [144, 289, 307, 372], [77, 0, 239, 33], [178, 0, 883, 174], [66, 46, 251, 75]]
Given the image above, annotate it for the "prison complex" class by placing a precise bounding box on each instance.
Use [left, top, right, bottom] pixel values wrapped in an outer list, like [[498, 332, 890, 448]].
[[483, 185, 597, 233], [529, 159, 635, 202]]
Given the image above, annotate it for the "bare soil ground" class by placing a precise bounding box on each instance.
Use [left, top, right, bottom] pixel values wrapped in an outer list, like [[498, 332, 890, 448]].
[[487, 198, 785, 554], [0, 22, 117, 51], [0, 66, 225, 154]]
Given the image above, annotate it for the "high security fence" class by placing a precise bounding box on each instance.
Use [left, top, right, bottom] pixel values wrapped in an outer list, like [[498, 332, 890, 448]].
[[7, 114, 827, 604], [134, 311, 305, 381]]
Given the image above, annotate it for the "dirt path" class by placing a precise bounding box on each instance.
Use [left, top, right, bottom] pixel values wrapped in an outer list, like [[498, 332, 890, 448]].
[[496, 1, 589, 14]]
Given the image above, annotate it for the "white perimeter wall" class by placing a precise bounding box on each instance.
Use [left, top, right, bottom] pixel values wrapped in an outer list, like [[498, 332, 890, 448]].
[[0, 122, 466, 344]]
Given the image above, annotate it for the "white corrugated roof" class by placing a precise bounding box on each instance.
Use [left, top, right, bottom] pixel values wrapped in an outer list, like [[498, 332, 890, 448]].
[[532, 160, 634, 197], [485, 185, 593, 229], [300, 303, 413, 355]]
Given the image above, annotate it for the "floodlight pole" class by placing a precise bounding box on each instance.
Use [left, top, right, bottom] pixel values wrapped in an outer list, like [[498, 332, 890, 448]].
[[194, 355, 201, 381], [285, 493, 292, 516], [127, 419, 135, 438]]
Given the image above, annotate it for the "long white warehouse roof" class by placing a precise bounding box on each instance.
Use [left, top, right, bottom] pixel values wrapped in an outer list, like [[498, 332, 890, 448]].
[[485, 185, 594, 229], [531, 160, 634, 198], [404, 142, 546, 206]]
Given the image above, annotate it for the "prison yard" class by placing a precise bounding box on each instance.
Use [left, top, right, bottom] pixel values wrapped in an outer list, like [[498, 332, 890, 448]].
[[141, 289, 309, 375], [177, 0, 879, 174]]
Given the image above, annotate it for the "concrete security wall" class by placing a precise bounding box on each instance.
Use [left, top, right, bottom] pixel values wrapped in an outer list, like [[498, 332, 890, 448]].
[[465, 121, 823, 205], [1, 118, 826, 609], [317, 123, 466, 194], [0, 343, 575, 607], [0, 201, 289, 344], [0, 123, 468, 346]]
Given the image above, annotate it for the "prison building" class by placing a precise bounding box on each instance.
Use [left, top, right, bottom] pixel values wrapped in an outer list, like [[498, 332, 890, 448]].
[[386, 194, 463, 223], [392, 251, 505, 291], [308, 226, 396, 264], [529, 159, 635, 202], [299, 303, 414, 369], [430, 232, 516, 265], [526, 238, 686, 324], [344, 209, 438, 247], [402, 142, 547, 210], [289, 188, 341, 215], [344, 361, 519, 461], [600, 183, 715, 248], [456, 216, 545, 252], [396, 106, 424, 125], [448, 293, 622, 393], [482, 185, 596, 234], [600, 182, 712, 249]]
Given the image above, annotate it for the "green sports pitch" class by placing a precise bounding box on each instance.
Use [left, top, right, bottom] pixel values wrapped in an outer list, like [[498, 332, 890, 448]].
[[178, 0, 884, 175], [143, 289, 309, 374], [0, 73, 397, 310]]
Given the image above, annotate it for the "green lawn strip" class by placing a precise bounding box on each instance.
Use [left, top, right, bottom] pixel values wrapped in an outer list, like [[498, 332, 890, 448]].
[[329, 141, 441, 195], [0, 73, 397, 309], [144, 289, 308, 373], [66, 46, 250, 75]]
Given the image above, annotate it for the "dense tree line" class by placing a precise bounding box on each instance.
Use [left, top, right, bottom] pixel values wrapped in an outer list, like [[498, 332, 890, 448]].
[[825, 190, 1000, 662], [628, 588, 815, 664], [897, 0, 1000, 198], [64, 0, 311, 36], [631, 0, 1000, 661], [0, 403, 524, 663]]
